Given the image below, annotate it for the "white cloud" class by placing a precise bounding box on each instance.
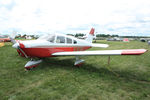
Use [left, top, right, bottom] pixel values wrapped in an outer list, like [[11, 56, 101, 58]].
[[0, 0, 150, 36], [0, 0, 12, 5]]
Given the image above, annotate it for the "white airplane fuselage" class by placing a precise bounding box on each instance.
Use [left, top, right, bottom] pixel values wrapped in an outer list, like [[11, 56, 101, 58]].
[[13, 34, 92, 58]]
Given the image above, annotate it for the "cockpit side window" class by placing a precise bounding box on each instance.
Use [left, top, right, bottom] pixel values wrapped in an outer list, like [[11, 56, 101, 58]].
[[56, 36, 65, 43], [67, 38, 72, 44], [73, 40, 77, 44]]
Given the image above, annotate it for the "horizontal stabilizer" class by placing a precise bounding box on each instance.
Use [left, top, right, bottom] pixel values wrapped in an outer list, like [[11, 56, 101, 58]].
[[52, 49, 147, 56], [92, 43, 109, 48]]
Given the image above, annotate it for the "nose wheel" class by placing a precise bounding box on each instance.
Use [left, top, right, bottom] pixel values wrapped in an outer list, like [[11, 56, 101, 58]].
[[25, 59, 42, 70]]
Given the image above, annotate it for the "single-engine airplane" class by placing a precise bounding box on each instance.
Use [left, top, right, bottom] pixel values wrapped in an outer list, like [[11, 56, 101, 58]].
[[10, 28, 147, 70], [0, 35, 12, 47]]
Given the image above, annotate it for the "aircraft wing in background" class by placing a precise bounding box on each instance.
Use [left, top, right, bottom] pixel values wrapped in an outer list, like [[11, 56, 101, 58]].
[[91, 43, 109, 48]]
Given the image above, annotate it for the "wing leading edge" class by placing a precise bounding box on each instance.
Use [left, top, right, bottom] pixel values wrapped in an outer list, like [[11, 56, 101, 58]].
[[52, 49, 147, 56]]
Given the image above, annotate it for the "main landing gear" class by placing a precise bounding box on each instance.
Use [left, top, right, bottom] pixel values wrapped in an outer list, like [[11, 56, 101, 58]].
[[74, 56, 85, 66], [24, 56, 85, 70]]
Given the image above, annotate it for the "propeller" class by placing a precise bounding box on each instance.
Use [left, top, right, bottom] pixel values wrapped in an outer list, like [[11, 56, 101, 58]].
[[9, 31, 28, 58], [12, 42, 28, 58], [17, 45, 28, 58], [9, 31, 17, 44]]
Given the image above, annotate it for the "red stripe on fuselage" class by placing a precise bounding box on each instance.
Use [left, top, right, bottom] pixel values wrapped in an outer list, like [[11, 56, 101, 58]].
[[17, 46, 91, 58]]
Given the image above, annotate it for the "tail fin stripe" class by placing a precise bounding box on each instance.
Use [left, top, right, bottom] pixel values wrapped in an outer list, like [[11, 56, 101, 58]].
[[89, 28, 95, 35]]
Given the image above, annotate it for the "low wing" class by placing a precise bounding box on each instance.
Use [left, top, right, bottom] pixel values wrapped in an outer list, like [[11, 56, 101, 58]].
[[52, 49, 147, 56], [92, 43, 109, 48]]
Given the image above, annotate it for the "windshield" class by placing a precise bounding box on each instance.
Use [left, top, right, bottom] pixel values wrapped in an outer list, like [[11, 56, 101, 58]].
[[38, 34, 55, 43]]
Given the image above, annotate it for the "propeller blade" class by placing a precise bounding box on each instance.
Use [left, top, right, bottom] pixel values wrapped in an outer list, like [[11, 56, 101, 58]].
[[17, 46, 28, 58], [12, 42, 28, 58]]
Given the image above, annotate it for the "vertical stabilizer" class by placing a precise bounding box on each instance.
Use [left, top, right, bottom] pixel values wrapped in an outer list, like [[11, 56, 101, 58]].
[[85, 28, 95, 43]]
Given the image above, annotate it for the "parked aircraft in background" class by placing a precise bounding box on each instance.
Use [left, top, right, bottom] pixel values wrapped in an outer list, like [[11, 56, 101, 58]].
[[0, 35, 11, 42], [10, 28, 147, 70]]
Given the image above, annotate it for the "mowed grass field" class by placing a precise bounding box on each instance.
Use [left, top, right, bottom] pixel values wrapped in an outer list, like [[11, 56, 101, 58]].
[[0, 40, 150, 100]]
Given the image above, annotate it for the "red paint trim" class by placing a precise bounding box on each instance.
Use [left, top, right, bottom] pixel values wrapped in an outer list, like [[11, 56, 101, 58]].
[[17, 49, 25, 57], [75, 62, 84, 67], [89, 28, 95, 35], [121, 49, 147, 55], [17, 46, 91, 58], [19, 43, 25, 48], [25, 64, 39, 70]]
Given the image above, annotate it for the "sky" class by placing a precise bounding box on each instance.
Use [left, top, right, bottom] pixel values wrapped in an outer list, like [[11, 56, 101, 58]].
[[0, 0, 150, 36]]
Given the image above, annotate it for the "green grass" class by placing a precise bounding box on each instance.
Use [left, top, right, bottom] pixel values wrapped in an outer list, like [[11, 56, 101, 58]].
[[0, 40, 150, 100]]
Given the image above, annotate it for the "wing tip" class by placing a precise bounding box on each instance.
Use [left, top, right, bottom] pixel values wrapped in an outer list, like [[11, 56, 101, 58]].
[[121, 49, 148, 55]]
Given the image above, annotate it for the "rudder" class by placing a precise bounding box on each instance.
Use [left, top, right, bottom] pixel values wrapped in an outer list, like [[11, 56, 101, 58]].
[[85, 28, 95, 43]]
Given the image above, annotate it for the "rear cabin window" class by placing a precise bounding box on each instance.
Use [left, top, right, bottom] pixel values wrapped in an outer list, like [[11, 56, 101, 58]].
[[56, 36, 65, 43], [74, 40, 77, 44], [67, 38, 72, 44]]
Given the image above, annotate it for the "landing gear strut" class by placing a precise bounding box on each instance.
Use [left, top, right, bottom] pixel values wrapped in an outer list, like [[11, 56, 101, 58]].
[[74, 56, 85, 66]]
